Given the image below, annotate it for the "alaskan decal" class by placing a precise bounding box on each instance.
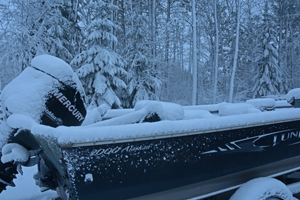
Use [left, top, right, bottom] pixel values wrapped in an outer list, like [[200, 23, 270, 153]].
[[90, 145, 152, 156]]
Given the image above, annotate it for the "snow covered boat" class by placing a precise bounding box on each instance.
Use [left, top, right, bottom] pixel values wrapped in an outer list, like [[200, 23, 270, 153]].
[[2, 55, 300, 200], [9, 95, 300, 200]]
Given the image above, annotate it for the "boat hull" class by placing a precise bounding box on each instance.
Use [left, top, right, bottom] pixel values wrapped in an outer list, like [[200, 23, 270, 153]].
[[61, 119, 300, 200]]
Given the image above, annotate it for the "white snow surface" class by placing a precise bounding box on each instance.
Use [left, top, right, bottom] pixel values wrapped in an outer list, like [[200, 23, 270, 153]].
[[183, 109, 215, 120], [134, 100, 184, 120], [219, 103, 261, 116], [84, 173, 93, 183], [183, 102, 226, 112], [31, 55, 85, 95], [246, 98, 276, 110], [0, 165, 58, 200], [31, 55, 74, 84], [82, 104, 110, 126], [286, 88, 300, 102], [1, 66, 56, 122], [102, 108, 134, 119], [0, 66, 56, 150], [0, 121, 12, 152], [1, 55, 85, 123], [6, 106, 300, 146], [0, 54, 86, 150], [1, 143, 29, 164], [230, 177, 294, 200], [276, 100, 292, 108]]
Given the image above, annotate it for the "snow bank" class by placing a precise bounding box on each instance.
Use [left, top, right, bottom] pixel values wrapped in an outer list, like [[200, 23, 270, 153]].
[[219, 103, 261, 116], [135, 100, 184, 120], [246, 98, 276, 111]]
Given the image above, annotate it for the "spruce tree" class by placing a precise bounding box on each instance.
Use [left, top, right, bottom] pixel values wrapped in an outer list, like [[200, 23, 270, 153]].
[[0, 82, 2, 123], [122, 12, 161, 108], [71, 0, 127, 108], [252, 1, 281, 98], [0, 0, 79, 72]]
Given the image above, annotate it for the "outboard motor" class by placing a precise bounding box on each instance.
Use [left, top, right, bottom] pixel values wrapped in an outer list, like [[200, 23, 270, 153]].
[[0, 55, 86, 193]]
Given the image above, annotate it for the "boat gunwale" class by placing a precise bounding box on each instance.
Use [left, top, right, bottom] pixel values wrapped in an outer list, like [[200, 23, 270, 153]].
[[60, 118, 300, 148]]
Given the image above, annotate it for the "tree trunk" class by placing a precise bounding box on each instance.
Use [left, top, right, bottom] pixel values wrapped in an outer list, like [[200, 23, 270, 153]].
[[165, 0, 170, 62], [130, 0, 133, 30], [192, 0, 198, 105], [229, 0, 240, 103], [111, 0, 114, 50], [213, 0, 219, 104], [152, 0, 156, 57]]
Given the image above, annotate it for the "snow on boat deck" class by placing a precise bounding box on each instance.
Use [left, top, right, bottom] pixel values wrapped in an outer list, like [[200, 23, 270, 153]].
[[6, 105, 300, 147]]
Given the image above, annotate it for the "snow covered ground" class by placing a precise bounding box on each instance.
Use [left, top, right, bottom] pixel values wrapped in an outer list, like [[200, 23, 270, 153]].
[[1, 167, 299, 200], [0, 165, 58, 200]]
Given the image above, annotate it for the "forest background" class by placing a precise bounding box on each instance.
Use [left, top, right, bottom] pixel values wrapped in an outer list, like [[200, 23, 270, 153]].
[[0, 0, 299, 110]]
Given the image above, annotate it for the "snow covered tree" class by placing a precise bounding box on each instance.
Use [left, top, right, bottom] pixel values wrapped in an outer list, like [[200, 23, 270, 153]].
[[252, 1, 281, 98], [71, 0, 127, 108], [0, 80, 2, 123], [191, 0, 198, 105], [122, 10, 161, 108], [45, 1, 83, 63], [229, 0, 241, 103], [272, 0, 296, 90], [0, 0, 80, 77]]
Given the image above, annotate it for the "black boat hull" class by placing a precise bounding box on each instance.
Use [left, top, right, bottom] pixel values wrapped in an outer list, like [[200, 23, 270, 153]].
[[61, 119, 300, 200]]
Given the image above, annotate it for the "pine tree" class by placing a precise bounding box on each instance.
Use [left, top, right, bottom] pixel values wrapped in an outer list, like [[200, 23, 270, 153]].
[[71, 0, 127, 108], [252, 1, 281, 98], [0, 0, 79, 74], [122, 11, 161, 108], [44, 1, 80, 63], [272, 0, 291, 92], [0, 80, 2, 123]]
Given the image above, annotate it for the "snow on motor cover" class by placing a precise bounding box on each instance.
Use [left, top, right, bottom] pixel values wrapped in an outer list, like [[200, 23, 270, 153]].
[[134, 100, 184, 120], [1, 55, 83, 122], [0, 55, 84, 149]]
